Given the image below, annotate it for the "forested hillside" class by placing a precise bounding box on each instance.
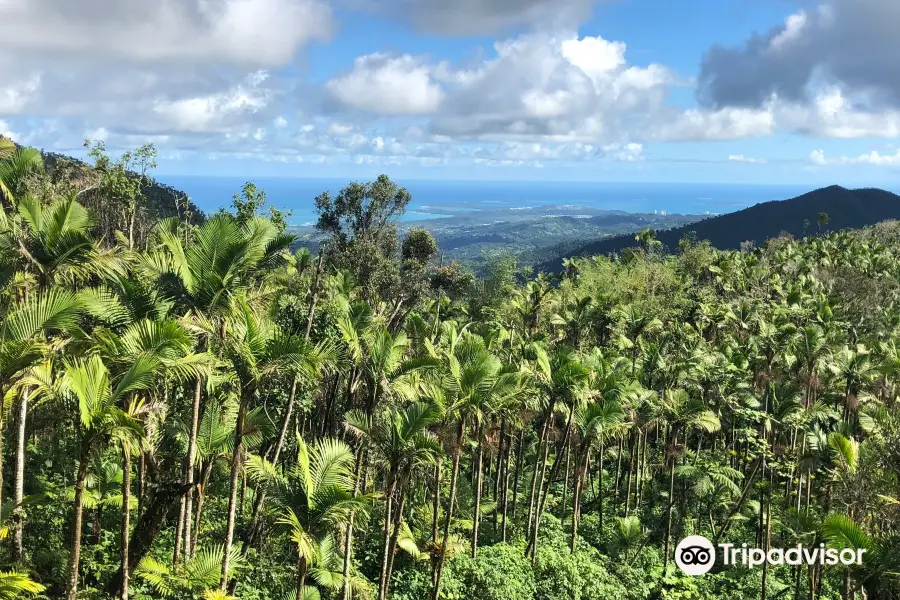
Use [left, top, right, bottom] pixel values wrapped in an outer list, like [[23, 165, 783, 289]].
[[0, 142, 899, 600], [537, 186, 900, 272]]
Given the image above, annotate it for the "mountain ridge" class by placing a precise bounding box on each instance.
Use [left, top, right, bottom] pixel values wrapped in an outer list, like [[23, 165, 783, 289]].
[[535, 185, 900, 273]]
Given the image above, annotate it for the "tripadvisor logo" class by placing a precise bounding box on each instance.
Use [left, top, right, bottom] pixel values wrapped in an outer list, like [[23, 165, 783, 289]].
[[675, 536, 866, 576]]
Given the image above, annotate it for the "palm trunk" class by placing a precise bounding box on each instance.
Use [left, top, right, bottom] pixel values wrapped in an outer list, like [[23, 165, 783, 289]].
[[305, 250, 326, 340], [192, 464, 212, 555], [431, 420, 464, 600], [560, 439, 571, 518], [527, 406, 554, 535], [571, 447, 589, 552], [120, 447, 132, 600], [378, 467, 399, 600], [184, 375, 203, 559], [13, 388, 28, 562], [173, 494, 185, 568], [471, 438, 484, 557], [511, 428, 525, 520], [598, 444, 605, 529], [343, 448, 366, 600], [527, 422, 553, 560], [532, 406, 575, 560], [66, 448, 91, 600], [0, 384, 6, 508], [383, 474, 410, 600], [663, 433, 677, 570], [430, 462, 441, 546], [247, 377, 298, 549], [220, 397, 247, 591], [296, 555, 308, 600]]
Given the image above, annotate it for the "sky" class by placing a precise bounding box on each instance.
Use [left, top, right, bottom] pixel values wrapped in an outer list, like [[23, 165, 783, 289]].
[[1, 0, 900, 185]]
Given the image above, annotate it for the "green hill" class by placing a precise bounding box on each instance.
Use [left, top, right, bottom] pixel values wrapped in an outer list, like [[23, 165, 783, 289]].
[[536, 185, 900, 272]]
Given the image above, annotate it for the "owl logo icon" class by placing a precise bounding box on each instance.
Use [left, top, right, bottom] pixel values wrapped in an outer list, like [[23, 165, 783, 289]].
[[675, 536, 716, 576]]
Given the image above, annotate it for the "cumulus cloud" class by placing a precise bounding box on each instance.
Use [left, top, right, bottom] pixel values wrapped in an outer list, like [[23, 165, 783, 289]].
[[698, 0, 900, 110], [0, 0, 332, 67], [428, 32, 674, 142], [0, 0, 329, 150], [809, 148, 900, 166], [326, 53, 444, 115], [361, 0, 601, 36]]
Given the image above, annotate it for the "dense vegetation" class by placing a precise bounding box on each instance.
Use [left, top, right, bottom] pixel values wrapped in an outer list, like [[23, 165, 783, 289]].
[[538, 185, 900, 272], [0, 139, 899, 600]]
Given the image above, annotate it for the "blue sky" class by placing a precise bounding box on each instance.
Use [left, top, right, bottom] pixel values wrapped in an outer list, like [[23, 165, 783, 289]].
[[1, 0, 899, 185]]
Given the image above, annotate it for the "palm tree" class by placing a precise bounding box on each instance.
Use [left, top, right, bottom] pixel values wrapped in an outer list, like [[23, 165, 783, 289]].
[[431, 332, 515, 599], [38, 355, 151, 600], [246, 437, 370, 599], [570, 398, 626, 550], [649, 388, 721, 569], [140, 214, 293, 558], [0, 498, 45, 598], [136, 544, 245, 598], [528, 347, 590, 561], [0, 288, 83, 556], [216, 298, 330, 590], [0, 144, 43, 208], [346, 400, 442, 600]]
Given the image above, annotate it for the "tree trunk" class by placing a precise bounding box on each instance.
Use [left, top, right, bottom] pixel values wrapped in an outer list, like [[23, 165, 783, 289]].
[[192, 464, 212, 555], [305, 249, 326, 339], [343, 448, 366, 600], [246, 377, 298, 550], [531, 406, 575, 560], [511, 428, 525, 520], [137, 453, 146, 519], [220, 397, 247, 590], [0, 385, 6, 508], [527, 422, 553, 560], [173, 494, 185, 568], [104, 479, 192, 597], [13, 388, 28, 562], [66, 449, 90, 600], [383, 474, 410, 600], [431, 420, 464, 600], [430, 462, 441, 546], [471, 438, 484, 558], [598, 444, 605, 530], [571, 448, 589, 552], [378, 467, 399, 600], [560, 438, 571, 519], [120, 447, 132, 600], [296, 555, 308, 600], [663, 433, 677, 570], [184, 375, 203, 558]]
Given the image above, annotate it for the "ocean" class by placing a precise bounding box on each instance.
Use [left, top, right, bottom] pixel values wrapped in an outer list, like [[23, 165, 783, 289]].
[[156, 176, 831, 227]]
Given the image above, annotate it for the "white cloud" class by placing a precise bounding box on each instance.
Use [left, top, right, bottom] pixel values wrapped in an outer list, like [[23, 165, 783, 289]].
[[809, 148, 900, 166], [698, 0, 900, 110], [274, 116, 288, 128], [728, 154, 767, 164], [0, 119, 17, 141], [0, 74, 41, 115], [651, 106, 776, 142], [326, 53, 443, 115], [0, 0, 332, 67], [365, 0, 600, 36], [328, 122, 354, 135], [427, 32, 674, 142], [151, 71, 273, 133]]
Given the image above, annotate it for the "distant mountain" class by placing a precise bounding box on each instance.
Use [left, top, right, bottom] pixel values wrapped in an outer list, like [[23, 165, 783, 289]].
[[535, 186, 900, 273]]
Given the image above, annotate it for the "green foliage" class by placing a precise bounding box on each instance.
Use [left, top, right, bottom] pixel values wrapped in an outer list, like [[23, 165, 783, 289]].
[[1, 151, 900, 600], [447, 544, 535, 600]]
